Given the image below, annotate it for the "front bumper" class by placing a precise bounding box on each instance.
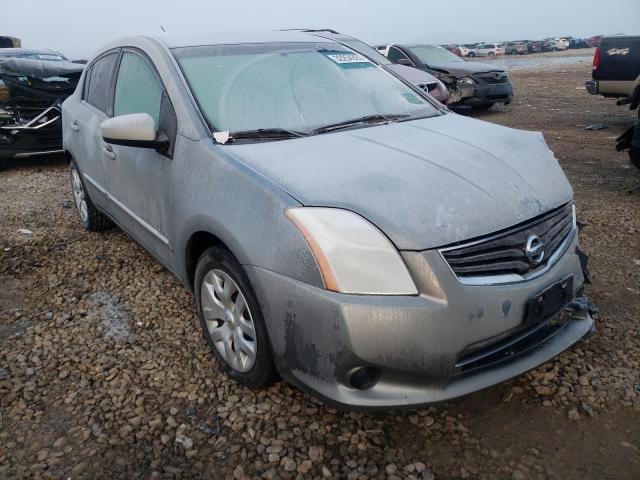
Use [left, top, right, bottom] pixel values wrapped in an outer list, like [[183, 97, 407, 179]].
[[458, 82, 513, 106], [585, 80, 598, 95], [247, 234, 593, 408]]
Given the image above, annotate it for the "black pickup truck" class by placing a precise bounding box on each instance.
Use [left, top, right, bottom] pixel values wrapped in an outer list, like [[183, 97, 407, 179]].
[[586, 35, 640, 104], [586, 35, 640, 168]]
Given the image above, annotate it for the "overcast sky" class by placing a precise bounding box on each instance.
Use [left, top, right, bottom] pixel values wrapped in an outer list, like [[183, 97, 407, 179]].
[[2, 0, 638, 59]]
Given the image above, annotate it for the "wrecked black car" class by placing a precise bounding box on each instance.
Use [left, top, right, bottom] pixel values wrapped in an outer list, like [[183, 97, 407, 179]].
[[0, 49, 83, 160]]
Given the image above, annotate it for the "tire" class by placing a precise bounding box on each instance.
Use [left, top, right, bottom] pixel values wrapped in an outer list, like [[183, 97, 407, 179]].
[[194, 246, 277, 388], [468, 52, 476, 58], [630, 147, 640, 170], [631, 118, 640, 169], [69, 160, 112, 231], [488, 52, 495, 57]]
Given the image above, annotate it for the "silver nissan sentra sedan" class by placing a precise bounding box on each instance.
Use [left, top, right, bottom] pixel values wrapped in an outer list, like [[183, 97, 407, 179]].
[[62, 31, 595, 408]]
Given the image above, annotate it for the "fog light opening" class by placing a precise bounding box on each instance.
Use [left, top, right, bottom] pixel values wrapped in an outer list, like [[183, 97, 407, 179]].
[[348, 367, 381, 390]]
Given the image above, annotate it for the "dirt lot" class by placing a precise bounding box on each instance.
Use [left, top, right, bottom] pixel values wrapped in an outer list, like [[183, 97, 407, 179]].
[[1, 56, 639, 479]]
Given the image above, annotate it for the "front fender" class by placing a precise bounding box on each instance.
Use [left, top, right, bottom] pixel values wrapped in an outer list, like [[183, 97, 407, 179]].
[[171, 138, 324, 291]]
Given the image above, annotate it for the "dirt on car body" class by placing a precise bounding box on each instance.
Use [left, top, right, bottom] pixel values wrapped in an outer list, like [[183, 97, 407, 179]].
[[1, 58, 639, 480]]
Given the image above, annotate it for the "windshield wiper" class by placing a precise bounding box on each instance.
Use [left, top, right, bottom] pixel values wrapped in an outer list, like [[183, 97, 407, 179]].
[[226, 128, 307, 142], [313, 114, 410, 134]]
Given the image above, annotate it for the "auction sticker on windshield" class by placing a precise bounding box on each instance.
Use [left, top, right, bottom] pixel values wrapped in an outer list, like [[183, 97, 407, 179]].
[[324, 52, 371, 64]]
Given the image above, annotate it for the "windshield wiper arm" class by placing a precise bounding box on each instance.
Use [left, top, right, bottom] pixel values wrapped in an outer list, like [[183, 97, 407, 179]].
[[226, 128, 307, 142], [313, 114, 410, 134]]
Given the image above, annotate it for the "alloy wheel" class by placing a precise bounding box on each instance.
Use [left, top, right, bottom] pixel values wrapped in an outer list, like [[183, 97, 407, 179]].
[[200, 268, 258, 372], [71, 167, 88, 224]]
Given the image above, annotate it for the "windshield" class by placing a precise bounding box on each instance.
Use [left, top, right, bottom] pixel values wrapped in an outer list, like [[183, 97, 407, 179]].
[[173, 42, 438, 136], [406, 45, 465, 64]]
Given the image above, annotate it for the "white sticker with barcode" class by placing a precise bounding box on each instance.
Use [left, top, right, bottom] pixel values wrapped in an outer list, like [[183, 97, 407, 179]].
[[325, 53, 371, 64]]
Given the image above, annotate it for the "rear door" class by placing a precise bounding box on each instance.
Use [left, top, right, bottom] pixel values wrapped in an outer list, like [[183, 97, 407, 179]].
[[66, 50, 119, 208], [102, 49, 177, 263]]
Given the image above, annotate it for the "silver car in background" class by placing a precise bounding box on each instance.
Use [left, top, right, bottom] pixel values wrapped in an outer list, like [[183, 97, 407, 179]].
[[62, 31, 594, 408]]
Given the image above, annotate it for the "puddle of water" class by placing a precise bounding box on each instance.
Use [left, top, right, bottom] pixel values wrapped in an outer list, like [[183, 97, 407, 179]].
[[87, 291, 132, 341], [470, 56, 593, 71]]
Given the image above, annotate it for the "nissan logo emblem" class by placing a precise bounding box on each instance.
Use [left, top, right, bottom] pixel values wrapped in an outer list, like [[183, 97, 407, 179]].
[[525, 235, 545, 265]]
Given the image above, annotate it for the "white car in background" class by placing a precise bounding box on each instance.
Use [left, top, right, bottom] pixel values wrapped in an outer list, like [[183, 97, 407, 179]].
[[543, 38, 569, 51], [467, 43, 505, 58]]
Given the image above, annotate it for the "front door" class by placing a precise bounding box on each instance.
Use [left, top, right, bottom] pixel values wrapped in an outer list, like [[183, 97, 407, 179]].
[[102, 49, 177, 264]]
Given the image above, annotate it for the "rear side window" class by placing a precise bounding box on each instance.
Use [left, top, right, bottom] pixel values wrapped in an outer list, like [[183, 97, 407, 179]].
[[84, 52, 118, 113], [114, 51, 162, 125]]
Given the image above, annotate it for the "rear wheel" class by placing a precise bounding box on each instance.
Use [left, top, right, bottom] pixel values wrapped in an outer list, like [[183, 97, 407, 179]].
[[630, 116, 640, 169], [195, 246, 277, 388], [69, 160, 112, 231]]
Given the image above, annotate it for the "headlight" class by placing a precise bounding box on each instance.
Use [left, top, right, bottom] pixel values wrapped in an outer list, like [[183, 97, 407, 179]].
[[285, 207, 418, 295], [457, 76, 477, 85]]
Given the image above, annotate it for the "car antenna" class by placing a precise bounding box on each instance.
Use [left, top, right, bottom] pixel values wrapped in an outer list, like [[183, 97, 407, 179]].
[[160, 25, 166, 32]]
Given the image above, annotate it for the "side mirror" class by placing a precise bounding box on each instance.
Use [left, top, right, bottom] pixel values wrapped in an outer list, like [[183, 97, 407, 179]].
[[396, 58, 414, 66], [101, 113, 169, 150]]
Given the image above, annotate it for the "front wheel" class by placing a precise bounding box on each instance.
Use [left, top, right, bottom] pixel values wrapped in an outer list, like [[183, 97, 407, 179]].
[[69, 160, 112, 231], [195, 246, 277, 388]]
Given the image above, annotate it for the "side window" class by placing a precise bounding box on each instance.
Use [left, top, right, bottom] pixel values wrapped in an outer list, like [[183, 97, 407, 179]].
[[387, 47, 410, 64], [114, 51, 162, 125], [82, 66, 92, 100], [85, 52, 118, 113]]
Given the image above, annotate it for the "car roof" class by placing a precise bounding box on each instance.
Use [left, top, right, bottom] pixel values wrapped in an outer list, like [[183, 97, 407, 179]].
[[402, 44, 441, 48], [0, 47, 63, 57], [150, 30, 331, 49]]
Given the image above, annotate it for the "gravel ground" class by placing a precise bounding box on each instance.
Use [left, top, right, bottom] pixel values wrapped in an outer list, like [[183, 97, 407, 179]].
[[1, 58, 639, 480]]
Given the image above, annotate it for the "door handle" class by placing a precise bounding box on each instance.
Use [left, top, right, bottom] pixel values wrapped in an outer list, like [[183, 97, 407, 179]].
[[70, 120, 79, 132], [102, 144, 116, 160]]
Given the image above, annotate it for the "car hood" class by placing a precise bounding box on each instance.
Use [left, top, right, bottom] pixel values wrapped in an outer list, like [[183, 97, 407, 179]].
[[223, 113, 573, 251], [427, 60, 504, 76], [386, 64, 438, 85]]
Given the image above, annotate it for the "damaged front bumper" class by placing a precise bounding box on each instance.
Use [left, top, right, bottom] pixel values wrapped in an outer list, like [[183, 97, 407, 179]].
[[0, 102, 63, 159], [459, 82, 513, 106], [0, 57, 82, 160], [246, 234, 594, 409]]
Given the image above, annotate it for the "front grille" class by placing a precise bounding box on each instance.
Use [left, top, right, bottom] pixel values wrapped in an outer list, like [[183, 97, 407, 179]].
[[441, 203, 574, 279], [476, 73, 508, 84]]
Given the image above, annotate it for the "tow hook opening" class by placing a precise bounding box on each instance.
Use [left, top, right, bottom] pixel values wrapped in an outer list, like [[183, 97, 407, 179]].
[[348, 367, 381, 390]]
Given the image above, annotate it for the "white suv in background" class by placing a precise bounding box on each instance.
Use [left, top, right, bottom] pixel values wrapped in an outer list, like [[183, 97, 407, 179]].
[[467, 43, 505, 58]]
